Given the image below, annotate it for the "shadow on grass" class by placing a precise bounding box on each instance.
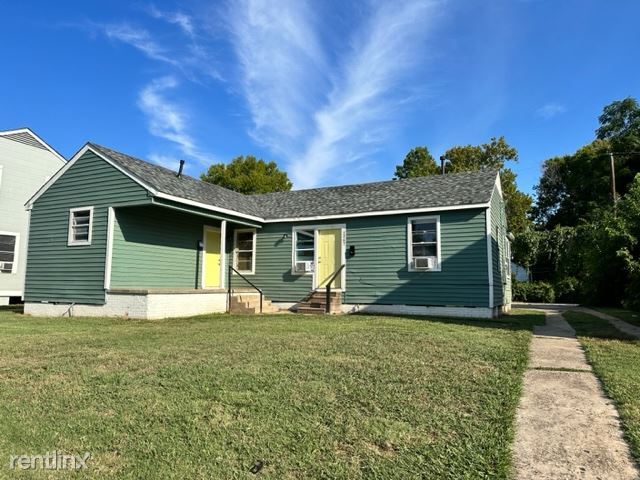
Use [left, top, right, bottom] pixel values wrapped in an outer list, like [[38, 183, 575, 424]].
[[565, 310, 638, 341], [0, 304, 24, 314], [353, 309, 546, 333]]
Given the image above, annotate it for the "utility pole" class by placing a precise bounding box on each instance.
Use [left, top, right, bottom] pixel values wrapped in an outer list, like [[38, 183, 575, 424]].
[[609, 151, 617, 212]]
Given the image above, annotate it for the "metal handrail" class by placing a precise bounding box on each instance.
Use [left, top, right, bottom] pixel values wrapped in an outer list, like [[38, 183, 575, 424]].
[[325, 264, 346, 314], [228, 266, 263, 313]]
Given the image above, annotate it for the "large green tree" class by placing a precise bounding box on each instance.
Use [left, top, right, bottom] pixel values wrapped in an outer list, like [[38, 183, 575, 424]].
[[201, 155, 292, 194], [533, 97, 640, 228], [394, 146, 439, 179], [441, 136, 518, 173], [441, 137, 532, 234]]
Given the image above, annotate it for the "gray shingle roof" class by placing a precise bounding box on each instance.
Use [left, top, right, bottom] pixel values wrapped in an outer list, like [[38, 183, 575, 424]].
[[90, 143, 497, 221], [89, 143, 263, 218], [252, 171, 497, 219]]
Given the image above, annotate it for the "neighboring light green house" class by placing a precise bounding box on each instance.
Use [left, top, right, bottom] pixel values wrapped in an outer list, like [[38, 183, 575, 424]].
[[24, 143, 511, 319], [0, 128, 66, 305]]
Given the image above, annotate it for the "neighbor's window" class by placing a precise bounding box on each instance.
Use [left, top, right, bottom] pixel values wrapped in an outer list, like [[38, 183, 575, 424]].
[[0, 233, 17, 274], [293, 229, 315, 273], [234, 229, 256, 274], [408, 216, 440, 271], [68, 207, 94, 246]]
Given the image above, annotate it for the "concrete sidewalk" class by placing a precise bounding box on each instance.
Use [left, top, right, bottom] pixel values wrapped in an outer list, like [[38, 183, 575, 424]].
[[513, 309, 639, 479], [576, 307, 640, 339]]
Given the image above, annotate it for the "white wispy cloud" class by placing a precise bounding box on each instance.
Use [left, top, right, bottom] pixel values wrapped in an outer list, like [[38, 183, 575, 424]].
[[228, 0, 440, 188], [228, 0, 327, 156], [137, 76, 214, 166], [293, 0, 439, 187], [537, 102, 567, 119], [147, 5, 195, 37], [103, 23, 180, 67]]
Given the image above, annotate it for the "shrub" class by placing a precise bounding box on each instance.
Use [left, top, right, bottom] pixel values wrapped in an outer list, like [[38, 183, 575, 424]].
[[512, 281, 555, 303], [554, 277, 582, 303]]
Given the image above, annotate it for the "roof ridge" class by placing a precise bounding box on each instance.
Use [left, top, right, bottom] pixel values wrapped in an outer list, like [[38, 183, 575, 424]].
[[252, 168, 499, 198], [85, 143, 497, 221]]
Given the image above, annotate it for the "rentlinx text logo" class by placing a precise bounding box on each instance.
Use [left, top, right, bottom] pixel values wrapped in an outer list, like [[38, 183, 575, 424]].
[[9, 451, 91, 470]]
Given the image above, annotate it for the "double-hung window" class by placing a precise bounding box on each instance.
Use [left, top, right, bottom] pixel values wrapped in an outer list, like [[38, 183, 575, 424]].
[[68, 207, 94, 246], [0, 233, 18, 274], [408, 216, 440, 271], [234, 229, 256, 274], [293, 229, 315, 273]]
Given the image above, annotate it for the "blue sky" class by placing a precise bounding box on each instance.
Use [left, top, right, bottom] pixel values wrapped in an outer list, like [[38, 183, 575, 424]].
[[1, 1, 639, 194]]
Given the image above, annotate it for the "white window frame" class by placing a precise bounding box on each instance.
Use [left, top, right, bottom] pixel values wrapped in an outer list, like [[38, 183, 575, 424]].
[[407, 215, 441, 272], [67, 206, 94, 246], [0, 231, 19, 274], [233, 228, 256, 275], [291, 227, 316, 276]]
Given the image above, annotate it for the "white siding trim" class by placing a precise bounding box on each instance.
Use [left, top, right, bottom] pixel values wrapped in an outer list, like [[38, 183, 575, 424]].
[[494, 171, 503, 200], [0, 165, 3, 190], [104, 207, 115, 289], [155, 192, 264, 223], [220, 220, 227, 288], [0, 290, 22, 296], [265, 203, 490, 223], [486, 208, 494, 309]]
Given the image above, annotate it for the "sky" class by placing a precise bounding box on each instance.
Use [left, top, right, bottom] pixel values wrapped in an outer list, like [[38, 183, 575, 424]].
[[1, 0, 639, 195]]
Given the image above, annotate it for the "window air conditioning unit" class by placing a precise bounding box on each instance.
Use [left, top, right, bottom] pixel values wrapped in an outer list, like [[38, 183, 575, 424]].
[[413, 257, 437, 270], [295, 261, 314, 273]]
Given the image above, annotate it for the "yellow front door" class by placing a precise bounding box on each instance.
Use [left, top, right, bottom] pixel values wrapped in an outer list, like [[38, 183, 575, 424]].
[[204, 229, 221, 288], [316, 229, 342, 289]]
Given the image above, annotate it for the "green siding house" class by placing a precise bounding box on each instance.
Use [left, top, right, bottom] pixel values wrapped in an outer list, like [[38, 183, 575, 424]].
[[24, 143, 511, 319]]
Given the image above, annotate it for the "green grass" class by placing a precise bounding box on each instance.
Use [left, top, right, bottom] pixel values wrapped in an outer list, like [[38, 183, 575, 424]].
[[564, 310, 640, 462], [593, 307, 640, 327], [0, 309, 543, 479]]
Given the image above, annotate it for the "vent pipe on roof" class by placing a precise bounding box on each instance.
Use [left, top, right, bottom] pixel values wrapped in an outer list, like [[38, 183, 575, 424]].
[[177, 159, 185, 178], [440, 155, 446, 175]]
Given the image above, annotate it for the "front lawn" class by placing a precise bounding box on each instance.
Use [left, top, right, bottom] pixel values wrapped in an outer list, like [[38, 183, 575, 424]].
[[0, 309, 543, 479], [564, 310, 640, 462]]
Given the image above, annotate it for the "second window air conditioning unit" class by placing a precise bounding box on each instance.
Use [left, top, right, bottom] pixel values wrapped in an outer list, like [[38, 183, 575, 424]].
[[413, 257, 437, 270], [296, 261, 314, 273]]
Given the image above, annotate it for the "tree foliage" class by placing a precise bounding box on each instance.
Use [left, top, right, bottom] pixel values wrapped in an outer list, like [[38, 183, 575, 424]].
[[596, 97, 640, 141], [395, 138, 532, 233], [394, 146, 439, 179], [521, 98, 640, 308], [201, 155, 292, 194], [442, 136, 518, 173], [441, 137, 532, 234], [533, 98, 640, 228]]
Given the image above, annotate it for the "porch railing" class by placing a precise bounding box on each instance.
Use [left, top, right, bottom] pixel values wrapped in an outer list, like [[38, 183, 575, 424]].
[[228, 266, 263, 314], [325, 264, 346, 314]]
